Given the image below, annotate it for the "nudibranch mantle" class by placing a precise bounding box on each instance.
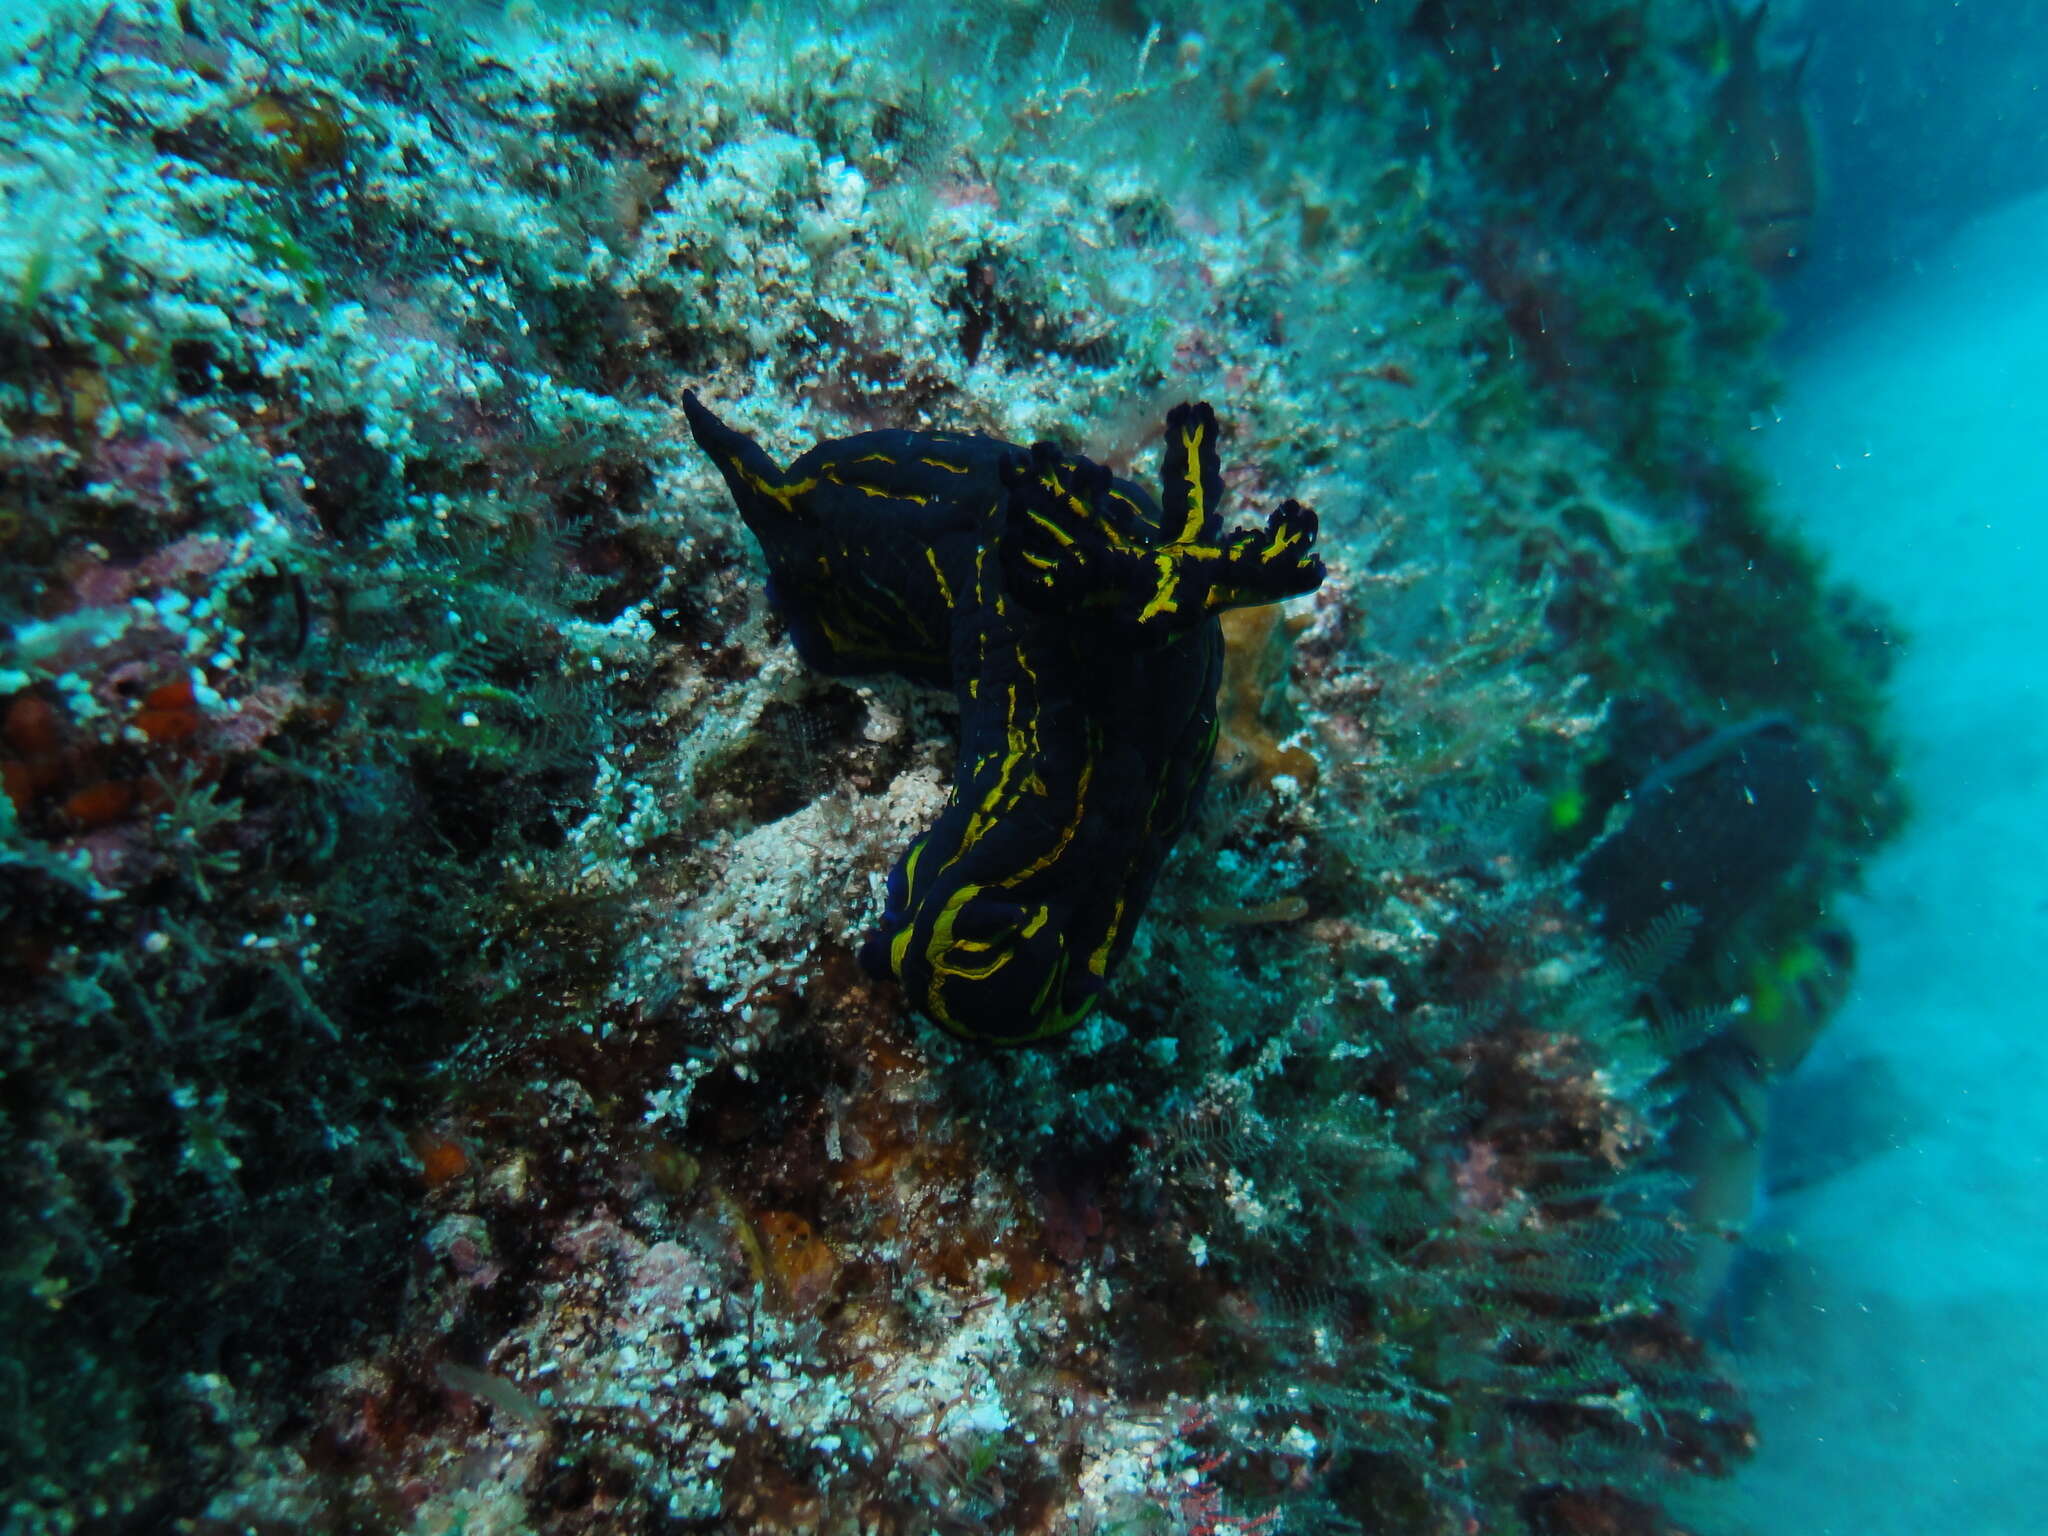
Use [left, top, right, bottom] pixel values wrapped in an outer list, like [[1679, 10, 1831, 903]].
[[684, 391, 1324, 1044]]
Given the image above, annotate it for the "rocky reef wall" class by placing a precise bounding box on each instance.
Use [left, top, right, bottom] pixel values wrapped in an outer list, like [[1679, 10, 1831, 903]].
[[0, 2, 1898, 1531]]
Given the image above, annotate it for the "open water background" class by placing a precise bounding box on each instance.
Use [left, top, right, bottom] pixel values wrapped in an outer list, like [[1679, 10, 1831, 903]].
[[1717, 5, 2048, 1526]]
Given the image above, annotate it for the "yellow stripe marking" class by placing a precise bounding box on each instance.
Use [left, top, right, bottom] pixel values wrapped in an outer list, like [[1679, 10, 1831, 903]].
[[738, 466, 819, 510], [854, 483, 931, 504], [1028, 509, 1076, 547], [1138, 552, 1181, 623], [1085, 895, 1126, 978], [1170, 418, 1207, 544]]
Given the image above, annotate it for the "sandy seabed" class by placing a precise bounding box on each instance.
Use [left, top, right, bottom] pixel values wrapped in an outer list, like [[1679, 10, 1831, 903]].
[[1719, 188, 2048, 1535]]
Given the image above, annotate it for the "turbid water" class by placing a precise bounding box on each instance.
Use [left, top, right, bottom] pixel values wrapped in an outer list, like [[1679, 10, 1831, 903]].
[[1718, 186, 2048, 1536]]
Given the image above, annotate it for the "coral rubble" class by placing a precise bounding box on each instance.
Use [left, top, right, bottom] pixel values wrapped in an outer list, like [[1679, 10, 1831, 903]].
[[0, 1, 1896, 1532]]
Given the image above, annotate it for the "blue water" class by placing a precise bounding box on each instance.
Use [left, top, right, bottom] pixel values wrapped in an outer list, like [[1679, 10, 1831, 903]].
[[1717, 185, 2048, 1534]]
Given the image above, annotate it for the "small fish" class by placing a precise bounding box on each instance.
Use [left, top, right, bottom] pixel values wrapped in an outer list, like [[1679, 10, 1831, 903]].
[[1706, 0, 1819, 271]]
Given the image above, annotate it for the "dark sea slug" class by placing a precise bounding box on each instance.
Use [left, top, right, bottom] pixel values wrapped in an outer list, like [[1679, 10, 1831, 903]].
[[685, 392, 1324, 1043]]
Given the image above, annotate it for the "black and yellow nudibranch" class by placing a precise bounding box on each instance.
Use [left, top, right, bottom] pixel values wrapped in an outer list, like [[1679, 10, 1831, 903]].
[[684, 390, 1325, 1044]]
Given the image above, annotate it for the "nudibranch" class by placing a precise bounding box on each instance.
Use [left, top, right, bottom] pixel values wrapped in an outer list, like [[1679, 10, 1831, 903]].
[[684, 391, 1324, 1044]]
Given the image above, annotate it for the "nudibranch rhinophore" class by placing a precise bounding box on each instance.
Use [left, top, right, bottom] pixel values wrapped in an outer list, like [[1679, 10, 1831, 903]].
[[684, 391, 1324, 1044]]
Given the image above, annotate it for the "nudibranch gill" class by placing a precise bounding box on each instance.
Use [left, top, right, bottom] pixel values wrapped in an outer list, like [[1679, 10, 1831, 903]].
[[684, 391, 1325, 1044]]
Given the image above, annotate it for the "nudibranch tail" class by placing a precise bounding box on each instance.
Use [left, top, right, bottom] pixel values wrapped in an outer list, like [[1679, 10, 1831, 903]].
[[686, 393, 1325, 1043], [683, 389, 806, 540]]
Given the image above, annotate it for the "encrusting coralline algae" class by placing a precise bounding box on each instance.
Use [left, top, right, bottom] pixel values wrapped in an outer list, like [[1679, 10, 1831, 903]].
[[1, 1, 1899, 1532]]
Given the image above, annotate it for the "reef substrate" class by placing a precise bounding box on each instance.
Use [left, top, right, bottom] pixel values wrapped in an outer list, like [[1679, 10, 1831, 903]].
[[0, 2, 1897, 1532]]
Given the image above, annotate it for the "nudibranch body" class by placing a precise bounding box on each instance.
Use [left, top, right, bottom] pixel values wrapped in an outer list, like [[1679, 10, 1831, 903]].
[[684, 391, 1323, 1044]]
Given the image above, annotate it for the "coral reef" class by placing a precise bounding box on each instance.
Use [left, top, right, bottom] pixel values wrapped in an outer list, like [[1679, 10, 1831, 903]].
[[0, 1, 1897, 1532]]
